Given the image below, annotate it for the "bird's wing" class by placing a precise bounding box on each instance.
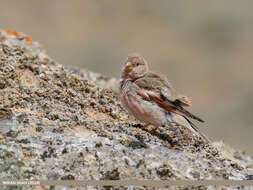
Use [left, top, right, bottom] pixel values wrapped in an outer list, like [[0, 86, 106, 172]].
[[135, 72, 176, 99], [134, 72, 204, 122]]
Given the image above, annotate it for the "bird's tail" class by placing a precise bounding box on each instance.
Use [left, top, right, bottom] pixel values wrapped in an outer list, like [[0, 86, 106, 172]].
[[170, 113, 209, 143], [176, 106, 205, 123], [182, 116, 210, 143]]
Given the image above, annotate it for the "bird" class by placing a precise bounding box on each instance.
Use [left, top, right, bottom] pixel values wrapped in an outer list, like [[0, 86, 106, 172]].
[[119, 53, 209, 142]]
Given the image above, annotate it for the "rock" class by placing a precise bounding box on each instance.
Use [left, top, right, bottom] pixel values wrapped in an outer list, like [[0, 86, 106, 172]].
[[0, 29, 252, 190]]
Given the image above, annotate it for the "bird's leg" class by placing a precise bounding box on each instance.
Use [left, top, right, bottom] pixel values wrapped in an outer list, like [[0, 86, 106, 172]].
[[141, 123, 151, 129], [141, 123, 156, 134], [150, 126, 159, 134]]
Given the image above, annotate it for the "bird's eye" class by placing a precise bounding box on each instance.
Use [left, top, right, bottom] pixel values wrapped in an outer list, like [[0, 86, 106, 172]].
[[136, 63, 140, 66]]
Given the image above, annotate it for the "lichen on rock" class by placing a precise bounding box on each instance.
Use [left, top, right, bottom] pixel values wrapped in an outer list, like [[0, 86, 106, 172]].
[[0, 29, 253, 190]]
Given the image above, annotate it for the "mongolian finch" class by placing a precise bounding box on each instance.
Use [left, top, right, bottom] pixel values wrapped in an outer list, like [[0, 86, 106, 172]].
[[120, 53, 208, 142]]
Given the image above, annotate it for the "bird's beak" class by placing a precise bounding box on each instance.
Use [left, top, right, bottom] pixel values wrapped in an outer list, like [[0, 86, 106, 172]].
[[125, 62, 132, 72]]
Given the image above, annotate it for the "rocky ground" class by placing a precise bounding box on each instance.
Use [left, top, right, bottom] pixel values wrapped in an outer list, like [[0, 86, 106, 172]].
[[0, 29, 253, 190]]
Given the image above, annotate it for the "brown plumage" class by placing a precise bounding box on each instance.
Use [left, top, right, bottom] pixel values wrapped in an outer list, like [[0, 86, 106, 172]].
[[133, 72, 204, 122]]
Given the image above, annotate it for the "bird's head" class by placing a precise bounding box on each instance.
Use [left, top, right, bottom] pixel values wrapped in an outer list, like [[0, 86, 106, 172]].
[[121, 53, 148, 79]]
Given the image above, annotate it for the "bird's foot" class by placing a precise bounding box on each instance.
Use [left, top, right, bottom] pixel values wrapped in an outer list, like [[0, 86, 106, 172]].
[[141, 123, 151, 129], [150, 127, 159, 135]]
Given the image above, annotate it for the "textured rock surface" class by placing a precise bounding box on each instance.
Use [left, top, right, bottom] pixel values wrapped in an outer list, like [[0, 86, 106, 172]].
[[0, 29, 253, 190]]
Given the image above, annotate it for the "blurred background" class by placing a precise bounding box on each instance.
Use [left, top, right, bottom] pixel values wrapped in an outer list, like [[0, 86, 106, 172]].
[[0, 0, 253, 155]]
